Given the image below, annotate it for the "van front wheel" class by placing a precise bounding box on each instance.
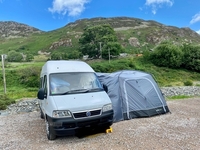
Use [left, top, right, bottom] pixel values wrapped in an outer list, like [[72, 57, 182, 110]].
[[40, 109, 44, 119], [45, 119, 56, 140]]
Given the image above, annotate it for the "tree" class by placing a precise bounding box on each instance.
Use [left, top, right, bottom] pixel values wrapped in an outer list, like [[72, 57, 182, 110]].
[[102, 42, 123, 59], [79, 24, 122, 59], [7, 51, 23, 62]]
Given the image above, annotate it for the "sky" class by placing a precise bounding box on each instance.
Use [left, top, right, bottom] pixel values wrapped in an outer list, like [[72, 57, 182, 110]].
[[0, 0, 200, 34]]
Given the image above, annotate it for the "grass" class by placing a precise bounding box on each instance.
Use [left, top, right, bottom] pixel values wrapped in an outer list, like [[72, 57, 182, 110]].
[[4, 87, 38, 100], [6, 62, 42, 68], [166, 95, 195, 100], [33, 55, 49, 62]]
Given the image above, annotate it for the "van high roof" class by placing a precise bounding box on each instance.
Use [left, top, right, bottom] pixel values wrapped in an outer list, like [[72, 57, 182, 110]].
[[41, 60, 94, 75]]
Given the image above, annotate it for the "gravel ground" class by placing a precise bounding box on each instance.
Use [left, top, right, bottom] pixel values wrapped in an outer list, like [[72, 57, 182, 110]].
[[0, 98, 200, 150]]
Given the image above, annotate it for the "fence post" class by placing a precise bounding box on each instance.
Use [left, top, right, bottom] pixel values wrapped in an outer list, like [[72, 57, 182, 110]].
[[1, 54, 6, 94]]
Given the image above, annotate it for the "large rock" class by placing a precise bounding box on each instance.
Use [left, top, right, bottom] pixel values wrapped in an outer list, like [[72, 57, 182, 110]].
[[128, 37, 140, 47], [49, 39, 72, 50]]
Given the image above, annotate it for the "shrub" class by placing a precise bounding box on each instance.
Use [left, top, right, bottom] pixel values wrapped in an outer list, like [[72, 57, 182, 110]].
[[184, 80, 193, 86], [16, 67, 40, 87], [0, 95, 15, 110], [7, 50, 23, 62], [25, 54, 34, 62], [150, 42, 183, 68], [181, 44, 200, 72]]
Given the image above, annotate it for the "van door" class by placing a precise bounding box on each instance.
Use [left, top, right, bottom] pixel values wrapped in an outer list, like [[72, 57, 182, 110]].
[[40, 75, 48, 116]]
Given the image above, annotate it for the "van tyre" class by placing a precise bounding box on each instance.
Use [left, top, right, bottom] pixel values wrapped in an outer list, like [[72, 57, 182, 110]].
[[40, 109, 44, 119], [45, 119, 56, 140]]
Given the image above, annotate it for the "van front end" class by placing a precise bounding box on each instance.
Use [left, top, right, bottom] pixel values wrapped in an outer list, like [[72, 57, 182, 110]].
[[46, 106, 113, 136]]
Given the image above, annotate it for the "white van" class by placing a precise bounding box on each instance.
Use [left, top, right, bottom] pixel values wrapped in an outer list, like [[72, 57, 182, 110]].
[[37, 60, 113, 140]]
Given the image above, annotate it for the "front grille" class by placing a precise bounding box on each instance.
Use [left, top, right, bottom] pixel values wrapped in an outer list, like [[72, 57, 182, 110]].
[[73, 109, 101, 119]]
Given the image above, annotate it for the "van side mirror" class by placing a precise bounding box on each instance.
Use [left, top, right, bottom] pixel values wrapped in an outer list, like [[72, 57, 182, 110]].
[[37, 88, 46, 100], [103, 84, 108, 93]]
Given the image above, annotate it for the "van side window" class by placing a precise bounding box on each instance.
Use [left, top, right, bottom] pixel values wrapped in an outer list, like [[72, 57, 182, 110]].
[[39, 77, 43, 88], [43, 75, 48, 95]]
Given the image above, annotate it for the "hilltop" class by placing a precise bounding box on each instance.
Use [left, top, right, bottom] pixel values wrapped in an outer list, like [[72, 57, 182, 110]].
[[0, 21, 43, 39]]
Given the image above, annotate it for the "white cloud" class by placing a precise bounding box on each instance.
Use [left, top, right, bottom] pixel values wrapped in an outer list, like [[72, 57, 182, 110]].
[[197, 30, 200, 34], [190, 12, 200, 24], [145, 0, 173, 6], [145, 0, 174, 14], [48, 0, 90, 17]]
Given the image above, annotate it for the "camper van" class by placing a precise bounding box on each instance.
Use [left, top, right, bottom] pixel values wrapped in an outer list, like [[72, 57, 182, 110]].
[[37, 60, 113, 140]]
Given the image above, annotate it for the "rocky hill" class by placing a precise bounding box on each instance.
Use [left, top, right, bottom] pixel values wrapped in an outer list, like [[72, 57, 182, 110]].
[[66, 17, 200, 46], [0, 21, 43, 39], [0, 17, 200, 56]]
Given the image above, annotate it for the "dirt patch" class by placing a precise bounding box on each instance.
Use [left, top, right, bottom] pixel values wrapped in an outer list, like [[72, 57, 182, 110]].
[[0, 98, 200, 150]]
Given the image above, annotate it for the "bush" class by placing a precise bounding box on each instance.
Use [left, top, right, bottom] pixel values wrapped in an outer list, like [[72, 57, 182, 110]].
[[0, 95, 15, 110], [7, 51, 23, 62], [150, 42, 183, 68], [51, 51, 67, 60], [181, 44, 200, 72], [16, 67, 40, 87], [25, 54, 34, 62], [184, 80, 193, 86]]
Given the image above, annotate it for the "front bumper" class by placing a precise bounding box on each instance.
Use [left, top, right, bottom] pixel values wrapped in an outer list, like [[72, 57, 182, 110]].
[[46, 110, 113, 136]]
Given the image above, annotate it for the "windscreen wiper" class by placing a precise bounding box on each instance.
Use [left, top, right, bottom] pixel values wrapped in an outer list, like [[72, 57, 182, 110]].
[[88, 88, 104, 92], [61, 89, 89, 95]]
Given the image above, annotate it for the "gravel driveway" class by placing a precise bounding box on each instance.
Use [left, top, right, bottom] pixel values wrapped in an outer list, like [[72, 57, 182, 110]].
[[0, 98, 200, 150]]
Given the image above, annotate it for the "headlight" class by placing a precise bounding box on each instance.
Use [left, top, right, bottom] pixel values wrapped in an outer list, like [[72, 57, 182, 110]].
[[52, 110, 72, 118], [102, 104, 112, 112]]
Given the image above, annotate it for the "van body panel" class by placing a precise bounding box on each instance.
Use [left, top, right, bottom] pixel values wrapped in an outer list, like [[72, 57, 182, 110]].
[[42, 96, 58, 117], [51, 91, 111, 112], [42, 60, 94, 75]]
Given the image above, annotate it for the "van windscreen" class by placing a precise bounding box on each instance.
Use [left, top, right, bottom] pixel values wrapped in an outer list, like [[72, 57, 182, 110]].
[[49, 72, 103, 95]]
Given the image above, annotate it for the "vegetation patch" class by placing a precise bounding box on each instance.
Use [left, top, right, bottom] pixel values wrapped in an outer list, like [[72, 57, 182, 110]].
[[184, 80, 193, 86], [0, 94, 15, 110], [166, 95, 194, 100]]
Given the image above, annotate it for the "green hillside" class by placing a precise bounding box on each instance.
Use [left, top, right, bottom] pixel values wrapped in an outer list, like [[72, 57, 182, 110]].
[[1, 17, 200, 59]]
